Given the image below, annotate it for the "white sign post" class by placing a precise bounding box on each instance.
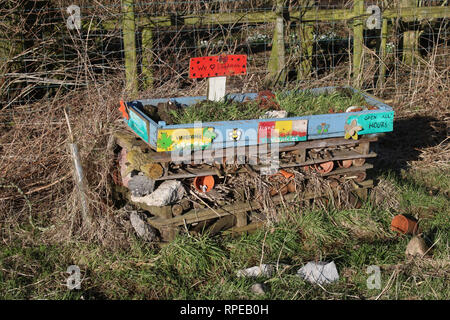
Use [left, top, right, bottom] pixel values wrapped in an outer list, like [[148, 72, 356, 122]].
[[207, 76, 227, 101]]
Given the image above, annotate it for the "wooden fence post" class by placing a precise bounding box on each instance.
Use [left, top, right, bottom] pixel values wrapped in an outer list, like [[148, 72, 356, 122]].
[[377, 18, 388, 88], [267, 0, 286, 86], [141, 26, 154, 89], [122, 0, 138, 95], [352, 0, 364, 88], [401, 0, 420, 66], [297, 22, 314, 81]]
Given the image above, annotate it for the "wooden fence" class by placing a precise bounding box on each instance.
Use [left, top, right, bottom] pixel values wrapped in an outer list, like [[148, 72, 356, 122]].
[[117, 0, 449, 94]]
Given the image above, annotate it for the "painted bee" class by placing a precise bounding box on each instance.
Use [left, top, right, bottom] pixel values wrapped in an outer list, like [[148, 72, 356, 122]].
[[229, 128, 242, 141]]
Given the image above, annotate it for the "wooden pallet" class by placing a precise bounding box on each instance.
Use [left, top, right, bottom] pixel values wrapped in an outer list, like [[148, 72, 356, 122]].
[[114, 128, 377, 242], [146, 179, 373, 242], [114, 128, 376, 181]]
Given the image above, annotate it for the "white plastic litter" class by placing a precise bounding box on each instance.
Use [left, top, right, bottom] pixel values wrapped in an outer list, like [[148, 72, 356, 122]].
[[237, 264, 275, 278], [130, 180, 186, 207], [297, 261, 339, 285]]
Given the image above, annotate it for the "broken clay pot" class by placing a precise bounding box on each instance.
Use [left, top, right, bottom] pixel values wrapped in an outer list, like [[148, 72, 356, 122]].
[[314, 161, 334, 174], [338, 159, 353, 168], [391, 214, 419, 235]]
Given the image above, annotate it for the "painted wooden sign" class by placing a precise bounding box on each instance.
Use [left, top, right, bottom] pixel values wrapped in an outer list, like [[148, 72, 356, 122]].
[[258, 120, 308, 144], [157, 127, 217, 152], [189, 54, 247, 79], [345, 111, 394, 137], [127, 109, 149, 143]]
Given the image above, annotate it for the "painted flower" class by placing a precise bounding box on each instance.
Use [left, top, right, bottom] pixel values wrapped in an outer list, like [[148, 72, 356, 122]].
[[344, 119, 363, 140], [157, 132, 173, 150]]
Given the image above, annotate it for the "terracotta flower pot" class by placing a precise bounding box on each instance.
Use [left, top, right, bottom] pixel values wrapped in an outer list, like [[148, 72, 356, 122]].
[[391, 215, 419, 235], [193, 175, 215, 193], [338, 159, 353, 168], [278, 169, 294, 179], [314, 161, 334, 174]]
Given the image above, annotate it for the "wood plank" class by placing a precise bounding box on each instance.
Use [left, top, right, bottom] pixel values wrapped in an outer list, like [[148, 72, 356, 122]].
[[223, 221, 266, 236], [155, 149, 376, 180], [207, 76, 227, 101], [321, 163, 372, 177], [207, 215, 236, 236], [96, 6, 449, 32], [151, 136, 377, 163], [236, 211, 248, 228], [270, 151, 377, 170], [147, 179, 373, 228]]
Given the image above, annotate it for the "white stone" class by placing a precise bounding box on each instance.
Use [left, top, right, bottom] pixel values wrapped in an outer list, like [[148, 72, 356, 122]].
[[251, 283, 266, 295]]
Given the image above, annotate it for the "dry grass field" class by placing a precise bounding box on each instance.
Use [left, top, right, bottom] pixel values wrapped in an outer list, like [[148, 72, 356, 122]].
[[0, 0, 448, 300]]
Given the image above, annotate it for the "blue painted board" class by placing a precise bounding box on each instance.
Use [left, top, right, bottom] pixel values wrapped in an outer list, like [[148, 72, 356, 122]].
[[122, 86, 394, 152]]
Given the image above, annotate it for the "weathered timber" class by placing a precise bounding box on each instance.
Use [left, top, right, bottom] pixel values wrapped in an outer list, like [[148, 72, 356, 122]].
[[171, 204, 184, 216], [378, 18, 389, 88], [236, 211, 248, 228], [401, 0, 421, 66], [267, 0, 287, 86], [154, 150, 375, 181], [354, 141, 370, 155], [94, 6, 449, 32], [298, 22, 314, 80], [150, 136, 378, 163], [223, 221, 266, 237], [207, 215, 237, 236], [147, 179, 374, 228], [122, 0, 138, 96], [141, 27, 153, 89], [353, 0, 364, 88], [320, 163, 373, 177]]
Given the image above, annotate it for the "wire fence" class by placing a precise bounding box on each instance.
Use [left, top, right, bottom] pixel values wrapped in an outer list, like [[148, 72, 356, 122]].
[[0, 0, 449, 106]]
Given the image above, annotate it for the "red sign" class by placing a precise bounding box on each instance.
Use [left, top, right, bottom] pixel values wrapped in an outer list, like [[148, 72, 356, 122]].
[[189, 54, 247, 79]]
